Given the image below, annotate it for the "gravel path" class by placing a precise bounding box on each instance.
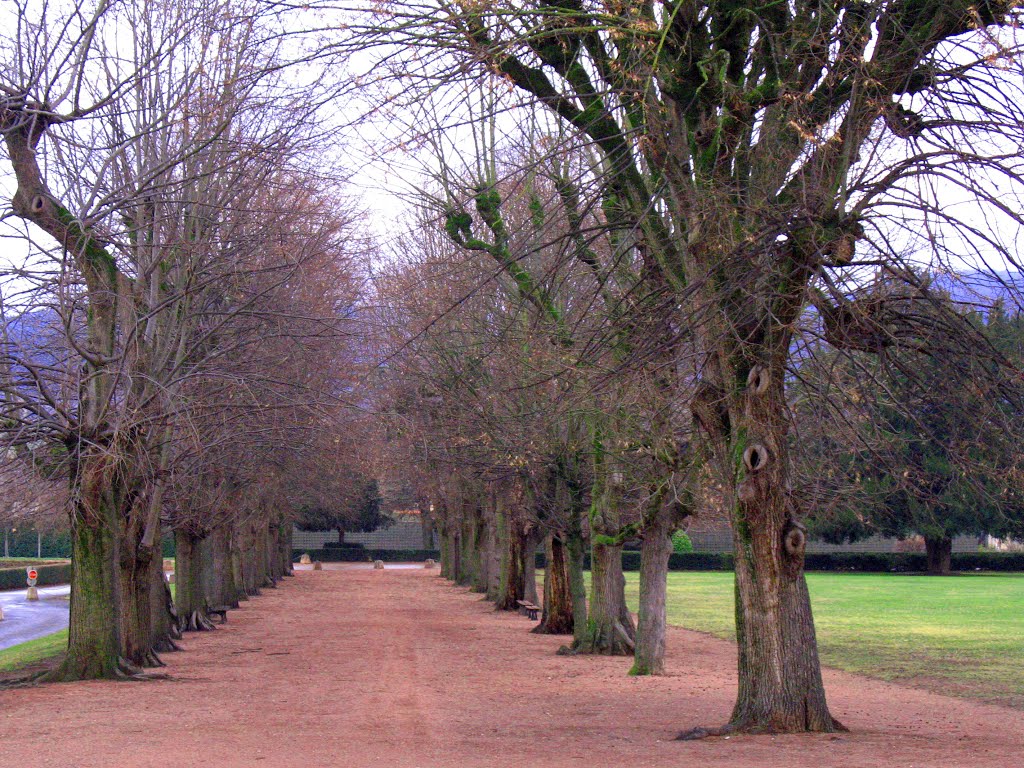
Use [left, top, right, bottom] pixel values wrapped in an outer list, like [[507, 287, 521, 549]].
[[0, 565, 1021, 767]]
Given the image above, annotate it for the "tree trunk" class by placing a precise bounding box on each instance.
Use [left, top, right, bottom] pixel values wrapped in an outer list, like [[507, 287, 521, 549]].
[[470, 508, 487, 593], [420, 500, 434, 550], [563, 479, 590, 651], [43, 492, 132, 681], [451, 529, 463, 582], [230, 524, 248, 600], [522, 526, 541, 605], [175, 529, 215, 631], [478, 493, 496, 597], [495, 513, 526, 611], [925, 535, 953, 575], [150, 553, 180, 653], [572, 447, 634, 655], [117, 535, 161, 668], [631, 509, 673, 675], [485, 487, 502, 600], [116, 484, 166, 669], [267, 524, 282, 581], [280, 524, 294, 577], [440, 527, 453, 579], [202, 525, 239, 609], [337, 527, 346, 546], [534, 534, 574, 635], [684, 358, 841, 736], [574, 537, 633, 655]]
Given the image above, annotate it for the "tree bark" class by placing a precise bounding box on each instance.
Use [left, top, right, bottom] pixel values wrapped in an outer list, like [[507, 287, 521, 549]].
[[202, 525, 239, 609], [175, 529, 215, 631], [420, 499, 435, 550], [495, 512, 526, 611], [230, 523, 249, 600], [631, 508, 673, 675], [522, 525, 541, 606], [574, 536, 633, 655], [469, 506, 488, 593], [485, 486, 501, 600], [534, 533, 574, 635], [43, 487, 132, 681], [572, 443, 634, 655], [684, 356, 841, 736], [149, 553, 180, 653], [117, 535, 161, 668], [925, 535, 953, 575], [440, 526, 453, 579], [280, 524, 294, 577]]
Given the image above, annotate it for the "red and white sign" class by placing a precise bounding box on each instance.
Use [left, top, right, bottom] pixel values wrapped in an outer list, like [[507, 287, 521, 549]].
[[26, 569, 38, 580]]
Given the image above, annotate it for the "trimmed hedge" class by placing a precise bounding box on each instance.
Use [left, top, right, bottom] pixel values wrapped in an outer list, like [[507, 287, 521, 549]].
[[293, 548, 439, 563], [534, 550, 1024, 572], [535, 551, 734, 571], [2, 531, 72, 558], [322, 541, 366, 550], [1, 531, 175, 559], [0, 562, 72, 590]]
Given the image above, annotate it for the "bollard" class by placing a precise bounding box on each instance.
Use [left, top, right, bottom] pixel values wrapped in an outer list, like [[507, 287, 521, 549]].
[[0, 605, 4, 620], [313, 561, 323, 571], [299, 553, 312, 565], [424, 559, 436, 569], [373, 560, 384, 570], [26, 567, 39, 601]]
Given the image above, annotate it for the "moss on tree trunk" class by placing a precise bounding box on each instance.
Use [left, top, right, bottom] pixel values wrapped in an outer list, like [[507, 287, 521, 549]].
[[43, 497, 131, 681]]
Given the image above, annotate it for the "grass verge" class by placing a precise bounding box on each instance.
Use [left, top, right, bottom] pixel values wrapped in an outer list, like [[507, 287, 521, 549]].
[[622, 571, 1024, 708], [0, 629, 67, 673]]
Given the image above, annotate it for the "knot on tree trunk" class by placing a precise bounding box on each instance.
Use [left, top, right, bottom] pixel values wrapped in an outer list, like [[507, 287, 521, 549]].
[[781, 518, 807, 578], [746, 365, 770, 394], [742, 444, 769, 473]]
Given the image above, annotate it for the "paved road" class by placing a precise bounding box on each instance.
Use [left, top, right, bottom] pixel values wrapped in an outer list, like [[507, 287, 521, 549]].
[[0, 585, 70, 651]]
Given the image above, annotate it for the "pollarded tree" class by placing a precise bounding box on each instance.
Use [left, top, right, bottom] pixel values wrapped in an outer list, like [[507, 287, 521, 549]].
[[348, 0, 1024, 735], [0, 0, 355, 677]]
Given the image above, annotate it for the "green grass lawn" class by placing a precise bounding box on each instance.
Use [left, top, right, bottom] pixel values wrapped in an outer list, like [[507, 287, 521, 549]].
[[623, 571, 1024, 707], [0, 629, 67, 673]]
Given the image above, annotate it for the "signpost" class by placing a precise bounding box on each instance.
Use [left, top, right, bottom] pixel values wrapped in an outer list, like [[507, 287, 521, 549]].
[[26, 566, 39, 601]]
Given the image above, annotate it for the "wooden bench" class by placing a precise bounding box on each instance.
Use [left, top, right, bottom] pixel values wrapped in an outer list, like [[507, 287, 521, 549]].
[[516, 600, 541, 621], [206, 605, 231, 624]]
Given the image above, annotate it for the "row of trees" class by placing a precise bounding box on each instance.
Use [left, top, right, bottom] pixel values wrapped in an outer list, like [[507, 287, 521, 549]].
[[0, 0, 371, 679], [5, 0, 1024, 744], [352, 0, 1024, 737]]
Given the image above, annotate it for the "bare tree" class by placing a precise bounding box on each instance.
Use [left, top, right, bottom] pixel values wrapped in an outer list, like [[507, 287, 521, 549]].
[[346, 0, 1024, 735]]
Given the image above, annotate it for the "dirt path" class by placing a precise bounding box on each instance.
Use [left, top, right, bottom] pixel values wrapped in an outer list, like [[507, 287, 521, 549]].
[[1, 565, 1021, 767]]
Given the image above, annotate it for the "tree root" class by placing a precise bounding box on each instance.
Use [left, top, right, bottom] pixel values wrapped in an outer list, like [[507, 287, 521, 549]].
[[531, 620, 573, 635], [556, 633, 633, 656], [32, 655, 148, 684], [675, 724, 738, 741], [613, 620, 636, 652], [676, 715, 847, 740], [180, 609, 217, 632], [153, 635, 183, 653], [139, 649, 166, 668]]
